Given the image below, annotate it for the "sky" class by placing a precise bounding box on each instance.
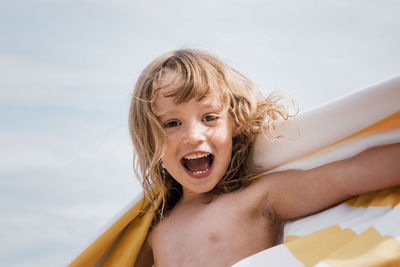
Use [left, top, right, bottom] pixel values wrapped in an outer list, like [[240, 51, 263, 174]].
[[0, 0, 399, 266]]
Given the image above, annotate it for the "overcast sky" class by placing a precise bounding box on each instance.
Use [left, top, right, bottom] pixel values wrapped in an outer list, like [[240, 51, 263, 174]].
[[0, 0, 399, 266]]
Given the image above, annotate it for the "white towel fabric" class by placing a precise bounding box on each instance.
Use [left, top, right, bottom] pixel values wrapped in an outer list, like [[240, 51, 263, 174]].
[[235, 75, 400, 267]]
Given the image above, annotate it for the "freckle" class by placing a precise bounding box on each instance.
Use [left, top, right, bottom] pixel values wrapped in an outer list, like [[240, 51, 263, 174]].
[[209, 232, 220, 243]]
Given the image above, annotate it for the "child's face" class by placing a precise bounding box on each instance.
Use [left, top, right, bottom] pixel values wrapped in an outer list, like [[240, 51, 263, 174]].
[[155, 70, 238, 199]]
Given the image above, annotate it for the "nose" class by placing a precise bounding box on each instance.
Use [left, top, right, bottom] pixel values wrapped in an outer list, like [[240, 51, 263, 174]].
[[183, 121, 206, 145]]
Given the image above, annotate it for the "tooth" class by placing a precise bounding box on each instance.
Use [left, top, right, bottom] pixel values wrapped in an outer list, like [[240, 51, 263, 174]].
[[184, 152, 210, 160], [193, 168, 209, 174]]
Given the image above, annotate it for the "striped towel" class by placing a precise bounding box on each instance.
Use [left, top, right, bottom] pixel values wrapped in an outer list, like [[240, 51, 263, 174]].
[[69, 76, 400, 267]]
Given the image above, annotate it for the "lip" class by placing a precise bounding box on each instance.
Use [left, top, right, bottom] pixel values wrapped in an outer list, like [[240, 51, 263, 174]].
[[183, 160, 214, 179]]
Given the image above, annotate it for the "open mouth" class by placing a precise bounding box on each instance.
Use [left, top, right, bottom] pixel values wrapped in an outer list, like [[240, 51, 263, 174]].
[[181, 152, 214, 177]]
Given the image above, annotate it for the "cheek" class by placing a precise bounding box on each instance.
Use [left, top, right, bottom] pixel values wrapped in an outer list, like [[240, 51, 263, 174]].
[[161, 148, 175, 172], [212, 124, 233, 145], [164, 133, 178, 154]]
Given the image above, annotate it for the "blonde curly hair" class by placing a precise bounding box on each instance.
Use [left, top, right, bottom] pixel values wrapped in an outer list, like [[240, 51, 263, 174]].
[[129, 49, 294, 217]]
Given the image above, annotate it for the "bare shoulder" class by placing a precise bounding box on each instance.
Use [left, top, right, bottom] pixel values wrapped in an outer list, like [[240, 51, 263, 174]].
[[236, 173, 288, 218]]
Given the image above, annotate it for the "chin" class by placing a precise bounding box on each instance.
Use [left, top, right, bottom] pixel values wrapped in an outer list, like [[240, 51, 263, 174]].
[[192, 180, 220, 194]]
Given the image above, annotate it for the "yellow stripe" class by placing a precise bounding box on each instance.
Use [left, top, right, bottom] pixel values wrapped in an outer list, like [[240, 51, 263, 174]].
[[286, 225, 400, 267], [285, 225, 357, 266], [323, 110, 400, 152], [345, 186, 400, 208], [324, 227, 400, 267], [250, 172, 267, 181], [294, 110, 400, 164], [102, 192, 162, 266], [340, 110, 400, 142], [68, 197, 150, 267], [69, 188, 162, 267]]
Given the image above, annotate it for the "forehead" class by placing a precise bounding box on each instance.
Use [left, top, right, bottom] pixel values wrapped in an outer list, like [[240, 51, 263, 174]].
[[155, 97, 223, 120], [155, 90, 222, 115], [154, 69, 223, 113], [157, 69, 180, 93]]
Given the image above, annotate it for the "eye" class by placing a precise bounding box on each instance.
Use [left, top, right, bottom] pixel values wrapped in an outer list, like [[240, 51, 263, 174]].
[[163, 120, 181, 128], [202, 114, 219, 122]]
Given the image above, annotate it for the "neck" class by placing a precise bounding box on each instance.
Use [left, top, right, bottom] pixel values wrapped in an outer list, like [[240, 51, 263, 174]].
[[181, 189, 210, 204]]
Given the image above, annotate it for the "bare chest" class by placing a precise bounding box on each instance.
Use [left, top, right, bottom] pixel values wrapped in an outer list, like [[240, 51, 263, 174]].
[[149, 195, 280, 266]]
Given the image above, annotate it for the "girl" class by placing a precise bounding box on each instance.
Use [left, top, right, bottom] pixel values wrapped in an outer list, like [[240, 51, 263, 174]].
[[129, 49, 400, 266]]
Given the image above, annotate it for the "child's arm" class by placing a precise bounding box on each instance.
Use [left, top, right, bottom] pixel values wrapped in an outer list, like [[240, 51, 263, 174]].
[[254, 143, 400, 220]]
